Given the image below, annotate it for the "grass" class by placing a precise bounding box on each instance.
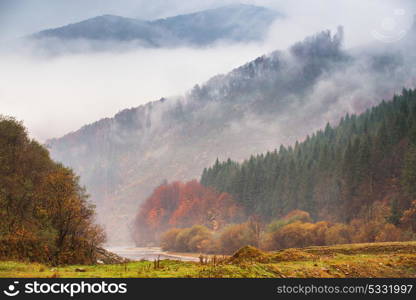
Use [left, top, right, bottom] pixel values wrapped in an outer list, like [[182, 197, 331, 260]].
[[1, 241, 416, 278]]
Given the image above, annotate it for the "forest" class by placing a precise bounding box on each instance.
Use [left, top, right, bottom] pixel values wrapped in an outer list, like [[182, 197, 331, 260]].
[[134, 89, 416, 253], [201, 88, 416, 222], [0, 116, 105, 265]]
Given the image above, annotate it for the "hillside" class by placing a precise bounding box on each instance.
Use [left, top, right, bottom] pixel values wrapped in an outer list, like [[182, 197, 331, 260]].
[[1, 242, 416, 278], [201, 90, 416, 222], [47, 25, 416, 244], [29, 4, 279, 48], [0, 116, 104, 265]]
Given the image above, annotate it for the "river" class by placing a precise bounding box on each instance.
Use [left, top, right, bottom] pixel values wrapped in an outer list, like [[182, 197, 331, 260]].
[[107, 246, 199, 262]]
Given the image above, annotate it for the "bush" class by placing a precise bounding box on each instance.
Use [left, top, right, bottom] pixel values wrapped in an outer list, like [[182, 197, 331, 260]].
[[375, 224, 407, 242], [325, 223, 351, 245], [174, 228, 193, 252], [267, 210, 312, 232], [282, 210, 312, 223], [187, 226, 214, 252], [160, 228, 182, 251], [160, 211, 414, 254], [218, 223, 258, 254], [349, 219, 381, 243], [160, 225, 215, 253], [269, 222, 317, 249], [267, 221, 334, 250]]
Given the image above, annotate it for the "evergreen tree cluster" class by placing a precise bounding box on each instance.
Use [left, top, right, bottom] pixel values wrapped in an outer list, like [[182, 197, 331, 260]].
[[201, 89, 416, 222]]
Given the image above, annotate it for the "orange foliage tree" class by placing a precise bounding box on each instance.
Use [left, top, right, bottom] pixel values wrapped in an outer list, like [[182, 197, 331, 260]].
[[132, 180, 243, 245], [0, 116, 105, 265]]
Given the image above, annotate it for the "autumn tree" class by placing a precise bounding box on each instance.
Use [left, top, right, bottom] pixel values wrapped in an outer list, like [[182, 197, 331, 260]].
[[132, 180, 243, 245], [0, 116, 105, 264], [401, 200, 416, 232]]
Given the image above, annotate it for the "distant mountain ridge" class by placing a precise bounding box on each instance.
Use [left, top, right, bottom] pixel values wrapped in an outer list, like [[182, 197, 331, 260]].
[[30, 4, 280, 47]]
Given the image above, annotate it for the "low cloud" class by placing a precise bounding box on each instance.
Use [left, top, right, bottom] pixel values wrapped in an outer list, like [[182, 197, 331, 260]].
[[0, 42, 274, 141], [1, 0, 415, 143]]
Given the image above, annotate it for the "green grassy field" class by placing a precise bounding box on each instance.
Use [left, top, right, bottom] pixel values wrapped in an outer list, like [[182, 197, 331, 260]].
[[1, 241, 416, 278]]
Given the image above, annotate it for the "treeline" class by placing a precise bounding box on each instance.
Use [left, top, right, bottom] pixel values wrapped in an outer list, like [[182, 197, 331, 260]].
[[132, 180, 243, 245], [0, 116, 105, 265], [161, 206, 416, 254], [201, 89, 416, 223]]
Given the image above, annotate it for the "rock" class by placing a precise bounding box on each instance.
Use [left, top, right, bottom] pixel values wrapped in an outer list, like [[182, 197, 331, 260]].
[[95, 247, 131, 264]]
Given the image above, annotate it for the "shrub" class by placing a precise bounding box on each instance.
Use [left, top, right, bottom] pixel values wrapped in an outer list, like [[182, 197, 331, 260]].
[[282, 210, 312, 223], [160, 228, 182, 251], [375, 223, 406, 242], [187, 226, 214, 252], [325, 223, 351, 245], [174, 228, 193, 252], [218, 223, 258, 254], [271, 222, 317, 249], [160, 225, 214, 253], [267, 210, 312, 233]]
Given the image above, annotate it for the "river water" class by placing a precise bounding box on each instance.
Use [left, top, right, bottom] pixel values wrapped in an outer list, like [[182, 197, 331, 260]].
[[107, 246, 199, 262]]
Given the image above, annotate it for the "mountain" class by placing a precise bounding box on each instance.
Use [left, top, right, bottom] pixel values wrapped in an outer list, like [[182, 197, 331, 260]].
[[47, 26, 416, 244], [29, 4, 280, 48]]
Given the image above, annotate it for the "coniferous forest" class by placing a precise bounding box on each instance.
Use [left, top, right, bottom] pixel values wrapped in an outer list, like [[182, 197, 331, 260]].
[[201, 89, 416, 223]]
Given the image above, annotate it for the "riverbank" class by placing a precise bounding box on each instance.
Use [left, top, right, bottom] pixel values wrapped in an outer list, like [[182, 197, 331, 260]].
[[1, 241, 415, 278], [165, 251, 229, 260], [107, 246, 227, 261], [107, 246, 199, 262]]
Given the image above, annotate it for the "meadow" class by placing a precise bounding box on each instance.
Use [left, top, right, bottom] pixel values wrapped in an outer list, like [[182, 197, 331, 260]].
[[1, 241, 415, 278]]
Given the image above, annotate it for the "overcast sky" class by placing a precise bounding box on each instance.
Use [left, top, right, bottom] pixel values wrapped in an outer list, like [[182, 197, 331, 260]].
[[1, 0, 415, 141]]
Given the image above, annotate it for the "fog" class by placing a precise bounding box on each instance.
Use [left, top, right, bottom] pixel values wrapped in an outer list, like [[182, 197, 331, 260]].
[[1, 0, 415, 142], [0, 43, 273, 141]]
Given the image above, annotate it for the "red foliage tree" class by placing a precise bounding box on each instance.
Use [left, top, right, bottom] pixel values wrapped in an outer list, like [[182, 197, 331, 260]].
[[132, 180, 243, 245]]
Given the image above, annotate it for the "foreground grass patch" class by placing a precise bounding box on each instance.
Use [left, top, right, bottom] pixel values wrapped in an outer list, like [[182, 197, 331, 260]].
[[1, 241, 416, 278]]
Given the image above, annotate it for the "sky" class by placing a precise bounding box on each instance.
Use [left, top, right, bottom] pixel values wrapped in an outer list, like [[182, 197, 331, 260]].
[[0, 0, 415, 141]]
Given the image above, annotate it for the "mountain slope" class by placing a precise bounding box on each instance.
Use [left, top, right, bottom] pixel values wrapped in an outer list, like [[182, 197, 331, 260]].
[[200, 89, 416, 222], [33, 15, 162, 45], [47, 27, 416, 244], [30, 4, 280, 48]]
